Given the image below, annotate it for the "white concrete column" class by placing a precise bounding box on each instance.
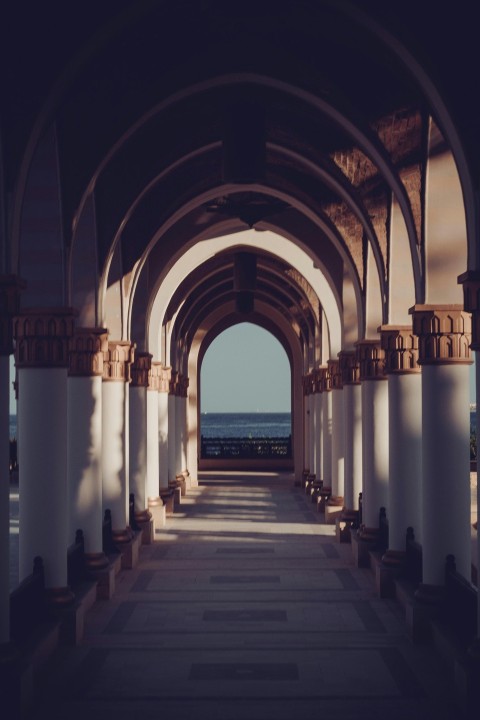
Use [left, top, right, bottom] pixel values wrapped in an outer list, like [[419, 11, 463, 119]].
[[102, 340, 134, 541], [381, 327, 422, 552], [320, 367, 332, 486], [129, 352, 151, 516], [147, 362, 161, 502], [313, 371, 322, 480], [328, 360, 345, 499], [179, 375, 189, 475], [302, 375, 311, 472], [14, 309, 75, 599], [175, 392, 182, 475], [356, 340, 389, 529], [158, 366, 170, 490], [67, 328, 107, 563], [168, 370, 177, 483], [412, 305, 472, 585], [339, 351, 362, 512]]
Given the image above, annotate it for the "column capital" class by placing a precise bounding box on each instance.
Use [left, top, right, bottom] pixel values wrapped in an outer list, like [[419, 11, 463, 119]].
[[327, 359, 343, 389], [338, 350, 360, 385], [378, 325, 420, 374], [148, 361, 162, 391], [159, 365, 171, 393], [409, 304, 472, 365], [69, 327, 108, 377], [14, 307, 76, 368], [302, 373, 314, 396], [0, 275, 25, 355], [458, 271, 480, 350], [103, 340, 135, 382], [355, 339, 386, 381], [130, 352, 152, 387], [315, 366, 331, 392], [312, 368, 323, 393]]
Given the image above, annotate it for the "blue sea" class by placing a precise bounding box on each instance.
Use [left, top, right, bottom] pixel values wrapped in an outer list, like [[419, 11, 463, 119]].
[[201, 412, 291, 439]]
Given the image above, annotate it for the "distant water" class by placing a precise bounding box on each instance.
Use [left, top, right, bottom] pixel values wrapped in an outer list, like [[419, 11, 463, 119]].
[[10, 415, 17, 439], [201, 412, 291, 439]]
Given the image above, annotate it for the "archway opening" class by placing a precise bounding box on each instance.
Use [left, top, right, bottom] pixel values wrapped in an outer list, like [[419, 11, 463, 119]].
[[199, 322, 292, 467]]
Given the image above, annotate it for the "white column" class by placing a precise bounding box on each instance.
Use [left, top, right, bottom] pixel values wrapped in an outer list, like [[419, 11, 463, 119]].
[[102, 341, 134, 540], [175, 392, 182, 475], [129, 352, 151, 516], [147, 362, 161, 502], [0, 355, 10, 643], [381, 326, 423, 552], [321, 368, 332, 486], [356, 341, 389, 529], [179, 376, 189, 474], [339, 351, 362, 512], [67, 329, 107, 562], [14, 310, 74, 598], [302, 376, 311, 472], [412, 305, 472, 586], [328, 360, 344, 498], [168, 370, 177, 483], [158, 366, 170, 490], [313, 377, 322, 480]]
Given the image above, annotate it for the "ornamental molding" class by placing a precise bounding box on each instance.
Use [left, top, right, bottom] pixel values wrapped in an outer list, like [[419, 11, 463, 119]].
[[338, 350, 360, 385], [148, 361, 162, 392], [14, 308, 76, 368], [159, 365, 172, 393], [317, 365, 331, 392], [0, 275, 25, 355], [69, 328, 108, 377], [458, 272, 480, 350], [409, 305, 472, 365], [355, 340, 386, 381], [103, 340, 135, 382], [130, 352, 152, 387], [379, 325, 420, 374], [327, 359, 343, 389]]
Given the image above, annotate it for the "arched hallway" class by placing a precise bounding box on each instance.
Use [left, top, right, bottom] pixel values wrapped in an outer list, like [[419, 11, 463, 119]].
[[26, 472, 465, 720]]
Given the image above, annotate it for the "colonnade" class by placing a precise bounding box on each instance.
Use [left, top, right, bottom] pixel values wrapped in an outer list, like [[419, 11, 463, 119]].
[[302, 304, 476, 611], [0, 298, 192, 647]]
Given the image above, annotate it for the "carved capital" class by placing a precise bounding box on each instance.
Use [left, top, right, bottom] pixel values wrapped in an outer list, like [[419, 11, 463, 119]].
[[169, 369, 178, 395], [69, 328, 108, 377], [148, 361, 162, 392], [338, 350, 360, 385], [14, 308, 76, 368], [317, 365, 331, 392], [130, 352, 152, 387], [159, 365, 171, 393], [0, 275, 25, 355], [458, 271, 480, 350], [312, 368, 323, 393], [409, 305, 472, 365], [379, 325, 420, 374], [327, 359, 343, 389], [103, 341, 135, 382], [355, 340, 386, 381]]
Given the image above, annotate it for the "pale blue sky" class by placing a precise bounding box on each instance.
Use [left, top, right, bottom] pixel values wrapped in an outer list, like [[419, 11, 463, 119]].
[[201, 323, 291, 413]]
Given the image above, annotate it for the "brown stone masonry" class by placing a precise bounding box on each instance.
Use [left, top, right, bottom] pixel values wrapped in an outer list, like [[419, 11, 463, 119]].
[[355, 340, 386, 381], [409, 305, 472, 364], [379, 325, 420, 374], [14, 308, 76, 368], [103, 341, 135, 382], [68, 328, 108, 377]]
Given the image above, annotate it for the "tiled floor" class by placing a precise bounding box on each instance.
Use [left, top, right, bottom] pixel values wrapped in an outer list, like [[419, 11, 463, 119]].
[[27, 472, 466, 719]]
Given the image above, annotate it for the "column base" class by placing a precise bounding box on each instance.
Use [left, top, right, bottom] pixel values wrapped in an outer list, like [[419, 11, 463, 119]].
[[174, 474, 186, 496], [134, 510, 154, 544], [148, 496, 167, 531], [335, 512, 357, 543], [351, 527, 379, 567], [84, 552, 110, 573], [304, 473, 316, 495], [117, 531, 143, 570], [181, 469, 191, 490], [160, 488, 176, 515], [325, 496, 344, 524], [301, 469, 310, 489], [45, 586, 75, 609], [406, 583, 444, 644], [370, 549, 406, 598], [316, 487, 331, 513]]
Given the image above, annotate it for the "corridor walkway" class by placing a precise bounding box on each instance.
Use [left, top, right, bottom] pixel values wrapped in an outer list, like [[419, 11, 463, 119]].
[[29, 473, 464, 719]]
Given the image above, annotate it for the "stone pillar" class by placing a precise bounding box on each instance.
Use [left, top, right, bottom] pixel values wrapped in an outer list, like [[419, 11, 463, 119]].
[[381, 326, 422, 553], [356, 340, 389, 532], [168, 370, 178, 484], [313, 370, 323, 481], [130, 352, 153, 540], [158, 366, 170, 490], [320, 367, 332, 487], [339, 350, 362, 514], [327, 359, 344, 502], [178, 374, 190, 486], [411, 305, 472, 587], [460, 272, 480, 644], [0, 277, 23, 644], [14, 308, 75, 604], [146, 362, 165, 528], [102, 340, 135, 544], [67, 328, 108, 568], [302, 374, 311, 477]]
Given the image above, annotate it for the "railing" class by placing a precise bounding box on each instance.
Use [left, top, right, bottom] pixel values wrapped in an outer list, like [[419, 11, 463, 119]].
[[201, 435, 292, 459]]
